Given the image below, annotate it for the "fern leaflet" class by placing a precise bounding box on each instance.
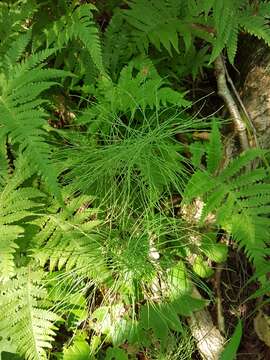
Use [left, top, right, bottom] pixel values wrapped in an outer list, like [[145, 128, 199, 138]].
[[0, 38, 71, 202], [0, 268, 59, 360], [0, 155, 45, 282], [184, 140, 270, 280]]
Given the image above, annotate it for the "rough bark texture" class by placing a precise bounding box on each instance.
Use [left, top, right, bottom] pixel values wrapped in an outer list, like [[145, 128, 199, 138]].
[[238, 37, 270, 149]]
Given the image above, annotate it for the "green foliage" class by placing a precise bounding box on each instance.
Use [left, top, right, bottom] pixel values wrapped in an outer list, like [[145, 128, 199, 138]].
[[0, 1, 269, 359], [123, 0, 184, 55], [32, 186, 110, 283], [103, 11, 136, 81], [105, 347, 128, 360], [184, 124, 270, 279], [0, 268, 59, 360], [0, 155, 45, 282], [58, 55, 194, 214], [44, 3, 105, 73], [220, 320, 242, 360], [61, 110, 191, 215], [62, 333, 92, 360], [122, 0, 270, 63], [0, 34, 71, 201], [139, 296, 205, 347], [0, 0, 37, 58]]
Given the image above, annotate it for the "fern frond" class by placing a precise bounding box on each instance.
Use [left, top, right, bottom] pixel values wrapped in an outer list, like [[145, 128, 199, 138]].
[[0, 156, 44, 282], [0, 41, 72, 201], [117, 0, 270, 65], [44, 4, 104, 73], [12, 48, 57, 77], [220, 148, 265, 181], [184, 145, 270, 278], [123, 0, 182, 55], [0, 133, 10, 186], [103, 11, 136, 79], [115, 60, 190, 112], [4, 30, 32, 70], [0, 267, 59, 360], [103, 58, 190, 115], [210, 0, 239, 62], [240, 5, 270, 46], [0, 0, 37, 58], [183, 171, 216, 203], [32, 187, 110, 284], [226, 23, 239, 64]]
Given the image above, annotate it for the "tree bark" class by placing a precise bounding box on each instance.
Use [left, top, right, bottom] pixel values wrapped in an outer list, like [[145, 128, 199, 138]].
[[237, 36, 270, 149]]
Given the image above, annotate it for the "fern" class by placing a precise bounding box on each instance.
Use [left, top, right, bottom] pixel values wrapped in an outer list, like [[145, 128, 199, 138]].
[[0, 0, 37, 58], [0, 35, 71, 201], [103, 10, 136, 80], [209, 0, 239, 62], [0, 155, 45, 283], [73, 57, 191, 134], [239, 2, 270, 46], [44, 4, 104, 74], [1, 1, 270, 358], [32, 185, 111, 284], [107, 57, 190, 114], [123, 0, 184, 55], [0, 267, 59, 360], [206, 120, 222, 174], [184, 125, 270, 279], [122, 0, 270, 64], [207, 0, 270, 62]]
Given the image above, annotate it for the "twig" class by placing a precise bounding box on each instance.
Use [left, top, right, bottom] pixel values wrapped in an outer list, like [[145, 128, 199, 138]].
[[224, 65, 259, 148], [215, 263, 225, 335], [214, 55, 250, 151]]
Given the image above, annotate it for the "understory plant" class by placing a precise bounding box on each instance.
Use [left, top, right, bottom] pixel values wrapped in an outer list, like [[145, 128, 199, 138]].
[[0, 1, 270, 359]]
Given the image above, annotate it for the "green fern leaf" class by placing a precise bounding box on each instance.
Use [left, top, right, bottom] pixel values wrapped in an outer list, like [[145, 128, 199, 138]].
[[103, 11, 135, 79], [0, 134, 10, 186], [240, 12, 270, 46], [0, 156, 44, 282], [0, 268, 59, 360], [200, 187, 227, 222], [4, 31, 32, 68], [185, 121, 270, 279], [210, 0, 238, 62], [44, 4, 104, 73], [113, 58, 190, 113], [227, 23, 239, 64], [32, 187, 110, 284], [0, 0, 36, 58], [124, 0, 182, 55], [230, 168, 267, 189], [0, 42, 72, 202], [220, 148, 265, 181], [183, 170, 216, 203]]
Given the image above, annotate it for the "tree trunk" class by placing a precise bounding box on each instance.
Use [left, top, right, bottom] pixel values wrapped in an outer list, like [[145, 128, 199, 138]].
[[237, 37, 270, 149]]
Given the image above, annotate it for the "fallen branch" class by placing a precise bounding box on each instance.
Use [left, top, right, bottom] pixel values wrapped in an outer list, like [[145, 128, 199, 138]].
[[188, 287, 226, 360], [214, 55, 249, 151]]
